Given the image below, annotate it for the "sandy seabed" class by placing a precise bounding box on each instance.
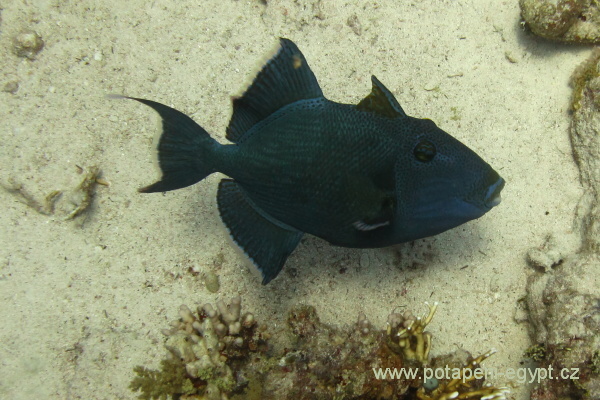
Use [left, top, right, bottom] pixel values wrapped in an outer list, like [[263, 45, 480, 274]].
[[0, 1, 589, 399]]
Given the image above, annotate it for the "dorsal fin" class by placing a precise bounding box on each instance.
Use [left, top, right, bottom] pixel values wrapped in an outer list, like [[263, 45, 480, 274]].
[[226, 38, 323, 143], [356, 75, 406, 118]]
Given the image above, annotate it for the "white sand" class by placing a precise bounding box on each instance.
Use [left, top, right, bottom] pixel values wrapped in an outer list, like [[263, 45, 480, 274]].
[[0, 1, 587, 398]]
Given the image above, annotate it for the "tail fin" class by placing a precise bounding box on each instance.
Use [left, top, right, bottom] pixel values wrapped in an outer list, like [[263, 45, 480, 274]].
[[126, 97, 220, 193]]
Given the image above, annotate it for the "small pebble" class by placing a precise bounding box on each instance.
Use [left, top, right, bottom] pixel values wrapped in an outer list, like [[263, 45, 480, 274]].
[[423, 377, 439, 391], [505, 51, 518, 63], [424, 80, 440, 91], [204, 271, 220, 293], [13, 30, 44, 59], [3, 81, 19, 94], [347, 14, 362, 36]]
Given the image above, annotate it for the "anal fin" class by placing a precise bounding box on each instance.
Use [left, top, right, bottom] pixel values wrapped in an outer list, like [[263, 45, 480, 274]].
[[217, 179, 303, 284]]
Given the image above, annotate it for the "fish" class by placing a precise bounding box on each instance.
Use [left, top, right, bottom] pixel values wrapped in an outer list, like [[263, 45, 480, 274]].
[[121, 38, 505, 284]]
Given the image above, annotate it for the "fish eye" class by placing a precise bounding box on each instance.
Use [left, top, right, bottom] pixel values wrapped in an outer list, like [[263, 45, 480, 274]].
[[413, 139, 436, 162]]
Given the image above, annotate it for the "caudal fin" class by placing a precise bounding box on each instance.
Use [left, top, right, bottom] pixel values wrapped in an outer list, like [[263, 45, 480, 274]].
[[123, 97, 220, 193]]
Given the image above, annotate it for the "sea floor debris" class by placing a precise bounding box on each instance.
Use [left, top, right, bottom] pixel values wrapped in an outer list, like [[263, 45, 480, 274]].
[[1, 165, 107, 220], [0, 178, 61, 215]]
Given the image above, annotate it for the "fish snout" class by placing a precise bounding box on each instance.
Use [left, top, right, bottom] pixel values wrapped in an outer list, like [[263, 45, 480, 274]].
[[484, 177, 505, 209]]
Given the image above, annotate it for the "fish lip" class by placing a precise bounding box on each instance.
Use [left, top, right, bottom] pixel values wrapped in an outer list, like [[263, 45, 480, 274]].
[[484, 177, 505, 209]]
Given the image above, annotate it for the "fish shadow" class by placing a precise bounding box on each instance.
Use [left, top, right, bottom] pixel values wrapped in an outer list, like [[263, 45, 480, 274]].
[[273, 222, 494, 292]]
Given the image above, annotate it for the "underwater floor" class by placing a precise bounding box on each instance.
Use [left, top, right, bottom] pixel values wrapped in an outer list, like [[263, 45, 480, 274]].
[[1, 1, 597, 399]]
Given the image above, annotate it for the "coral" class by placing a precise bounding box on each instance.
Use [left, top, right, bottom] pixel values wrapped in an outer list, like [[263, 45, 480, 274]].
[[417, 351, 509, 400], [130, 296, 265, 400], [520, 0, 600, 44], [525, 253, 600, 400], [272, 304, 411, 399], [526, 234, 569, 272], [131, 298, 508, 400], [569, 48, 600, 112], [570, 52, 600, 253], [386, 302, 437, 366], [524, 344, 547, 363], [130, 359, 196, 400], [386, 303, 508, 400], [524, 50, 600, 400]]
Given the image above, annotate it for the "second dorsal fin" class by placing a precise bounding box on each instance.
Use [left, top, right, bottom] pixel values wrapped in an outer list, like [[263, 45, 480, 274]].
[[356, 75, 406, 118], [226, 38, 324, 143]]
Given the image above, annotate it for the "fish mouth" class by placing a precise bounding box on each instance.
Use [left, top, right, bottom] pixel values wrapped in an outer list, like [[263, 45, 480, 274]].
[[484, 177, 505, 209]]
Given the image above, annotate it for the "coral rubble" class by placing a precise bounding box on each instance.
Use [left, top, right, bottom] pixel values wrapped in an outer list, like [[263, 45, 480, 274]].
[[131, 298, 507, 400]]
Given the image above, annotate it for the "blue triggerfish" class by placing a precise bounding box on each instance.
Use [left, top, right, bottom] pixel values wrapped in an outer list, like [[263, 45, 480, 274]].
[[121, 38, 505, 284]]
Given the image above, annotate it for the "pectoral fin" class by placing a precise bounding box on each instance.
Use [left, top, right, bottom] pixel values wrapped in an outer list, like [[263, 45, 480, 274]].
[[344, 174, 396, 232], [352, 195, 395, 232]]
